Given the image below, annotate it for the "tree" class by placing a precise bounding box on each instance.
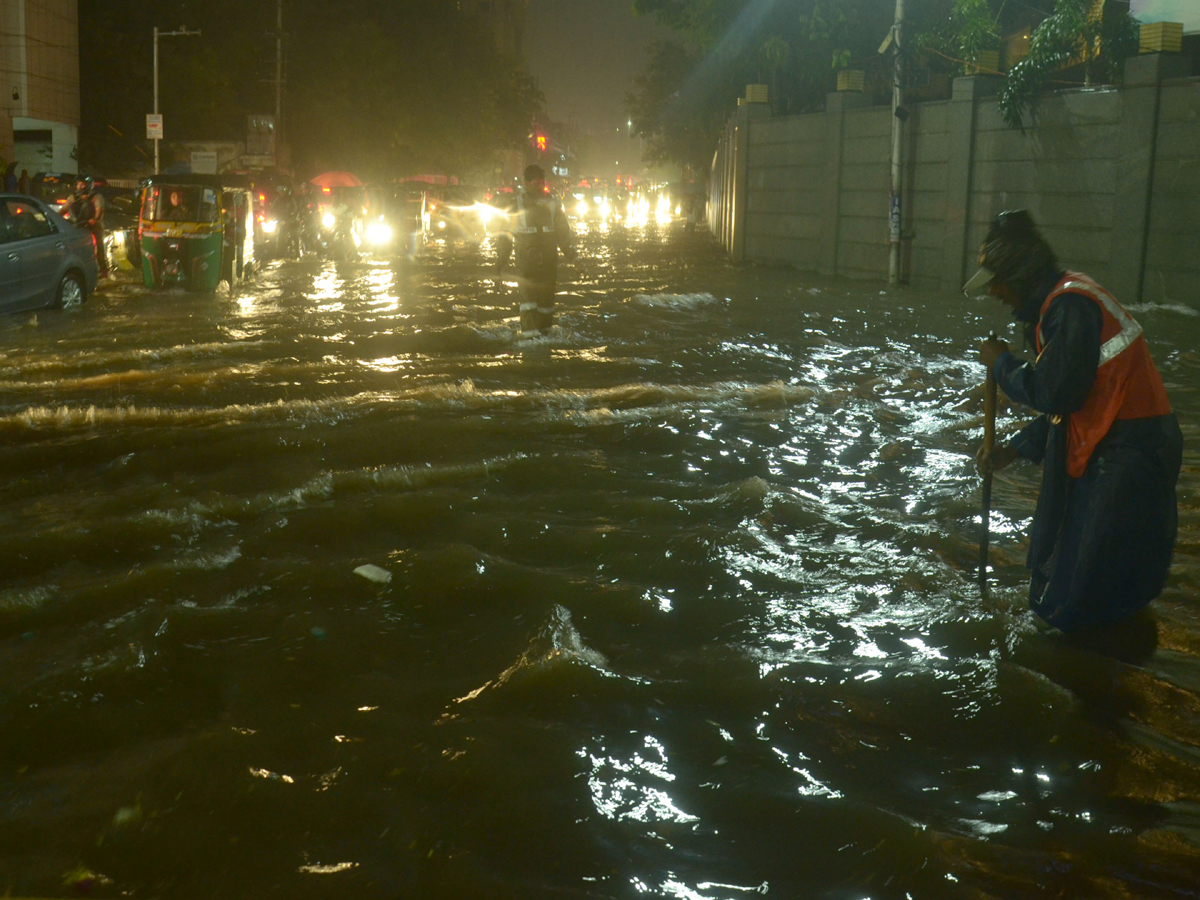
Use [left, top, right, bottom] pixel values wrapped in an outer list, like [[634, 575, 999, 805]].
[[917, 0, 1014, 76], [626, 39, 730, 178], [626, 0, 920, 175], [998, 0, 1139, 129], [77, 0, 542, 180], [287, 0, 543, 180]]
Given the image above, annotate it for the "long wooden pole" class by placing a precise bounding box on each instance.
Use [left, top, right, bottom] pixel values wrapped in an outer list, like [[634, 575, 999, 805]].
[[979, 339, 998, 592]]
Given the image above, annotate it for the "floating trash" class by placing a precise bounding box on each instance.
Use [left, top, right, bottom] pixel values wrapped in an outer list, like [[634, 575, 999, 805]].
[[353, 564, 392, 584]]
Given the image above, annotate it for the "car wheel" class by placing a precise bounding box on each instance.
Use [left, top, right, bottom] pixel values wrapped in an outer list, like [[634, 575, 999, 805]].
[[57, 272, 85, 309]]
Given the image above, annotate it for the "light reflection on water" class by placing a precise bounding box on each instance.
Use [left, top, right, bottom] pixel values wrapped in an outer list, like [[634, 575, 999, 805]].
[[0, 224, 1197, 896]]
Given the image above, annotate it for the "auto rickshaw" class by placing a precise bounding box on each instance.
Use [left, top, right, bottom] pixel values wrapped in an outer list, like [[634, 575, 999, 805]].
[[138, 175, 256, 290]]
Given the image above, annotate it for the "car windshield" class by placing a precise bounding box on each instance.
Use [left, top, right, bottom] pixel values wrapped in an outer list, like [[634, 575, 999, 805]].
[[143, 186, 219, 222]]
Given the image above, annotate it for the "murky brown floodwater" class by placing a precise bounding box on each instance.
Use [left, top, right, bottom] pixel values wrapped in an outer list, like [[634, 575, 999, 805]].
[[1, 217, 1198, 898]]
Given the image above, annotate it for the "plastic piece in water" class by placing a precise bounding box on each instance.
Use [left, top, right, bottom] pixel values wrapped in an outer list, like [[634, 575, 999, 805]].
[[354, 564, 392, 584]]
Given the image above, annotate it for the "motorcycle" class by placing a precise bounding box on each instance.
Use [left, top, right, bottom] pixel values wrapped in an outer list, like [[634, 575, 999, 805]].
[[318, 205, 360, 261]]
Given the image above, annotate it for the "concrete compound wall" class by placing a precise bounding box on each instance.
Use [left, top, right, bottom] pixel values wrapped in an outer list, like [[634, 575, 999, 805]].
[[711, 55, 1200, 306]]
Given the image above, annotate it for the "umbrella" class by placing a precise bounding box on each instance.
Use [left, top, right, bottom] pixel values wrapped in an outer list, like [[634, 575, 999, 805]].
[[311, 171, 362, 188]]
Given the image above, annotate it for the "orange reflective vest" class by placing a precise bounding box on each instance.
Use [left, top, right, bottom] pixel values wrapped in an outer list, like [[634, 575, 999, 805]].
[[1036, 272, 1172, 478]]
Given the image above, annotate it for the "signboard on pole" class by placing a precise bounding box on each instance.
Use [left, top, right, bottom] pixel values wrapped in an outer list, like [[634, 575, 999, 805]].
[[146, 114, 164, 140]]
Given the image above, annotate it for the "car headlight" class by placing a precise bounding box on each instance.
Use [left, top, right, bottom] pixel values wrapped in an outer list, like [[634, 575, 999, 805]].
[[261, 219, 278, 234], [322, 212, 336, 229], [366, 221, 393, 245], [576, 199, 588, 215]]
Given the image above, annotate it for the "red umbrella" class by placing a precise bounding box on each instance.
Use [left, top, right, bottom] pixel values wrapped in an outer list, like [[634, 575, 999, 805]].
[[310, 171, 362, 188]]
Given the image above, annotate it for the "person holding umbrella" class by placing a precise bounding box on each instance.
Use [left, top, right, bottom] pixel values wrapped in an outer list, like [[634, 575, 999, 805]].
[[968, 209, 1182, 633]]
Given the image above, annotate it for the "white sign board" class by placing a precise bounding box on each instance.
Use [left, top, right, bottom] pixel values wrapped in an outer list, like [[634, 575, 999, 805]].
[[1131, 0, 1200, 34], [146, 114, 164, 140], [190, 151, 218, 175]]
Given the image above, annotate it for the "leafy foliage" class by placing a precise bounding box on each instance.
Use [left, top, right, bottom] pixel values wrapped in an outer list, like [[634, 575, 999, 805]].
[[998, 0, 1140, 129], [627, 0, 916, 175], [917, 0, 1010, 75]]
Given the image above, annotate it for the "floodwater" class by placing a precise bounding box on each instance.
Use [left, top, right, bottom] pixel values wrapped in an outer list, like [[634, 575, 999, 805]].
[[1, 217, 1198, 899]]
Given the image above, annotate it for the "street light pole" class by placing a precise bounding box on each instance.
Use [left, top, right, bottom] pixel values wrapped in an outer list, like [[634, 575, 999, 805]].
[[153, 26, 201, 174]]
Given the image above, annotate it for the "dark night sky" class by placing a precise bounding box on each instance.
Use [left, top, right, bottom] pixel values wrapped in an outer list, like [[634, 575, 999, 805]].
[[524, 0, 670, 132]]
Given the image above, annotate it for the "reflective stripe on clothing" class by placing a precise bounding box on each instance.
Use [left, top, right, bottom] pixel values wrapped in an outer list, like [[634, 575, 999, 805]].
[[1036, 271, 1172, 477], [1055, 278, 1143, 364], [512, 193, 559, 234]]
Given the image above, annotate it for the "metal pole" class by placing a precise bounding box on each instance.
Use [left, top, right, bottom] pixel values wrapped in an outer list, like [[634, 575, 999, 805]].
[[153, 26, 159, 174], [887, 0, 905, 286], [274, 0, 283, 166], [980, 346, 997, 592]]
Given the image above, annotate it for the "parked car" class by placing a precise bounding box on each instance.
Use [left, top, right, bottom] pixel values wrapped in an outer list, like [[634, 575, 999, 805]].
[[0, 193, 99, 312]]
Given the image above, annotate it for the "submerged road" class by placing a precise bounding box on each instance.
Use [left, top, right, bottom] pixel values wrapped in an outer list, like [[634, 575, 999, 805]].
[[1, 218, 1198, 897]]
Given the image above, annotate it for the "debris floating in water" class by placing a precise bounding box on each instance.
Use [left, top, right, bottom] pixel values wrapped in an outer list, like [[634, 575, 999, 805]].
[[353, 564, 392, 584]]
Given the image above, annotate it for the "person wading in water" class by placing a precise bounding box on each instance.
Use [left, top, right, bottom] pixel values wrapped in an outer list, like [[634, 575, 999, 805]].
[[495, 164, 576, 337], [969, 209, 1182, 633]]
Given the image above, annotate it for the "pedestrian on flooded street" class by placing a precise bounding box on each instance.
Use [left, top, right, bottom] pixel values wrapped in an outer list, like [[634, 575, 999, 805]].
[[71, 174, 108, 278], [969, 209, 1182, 632], [495, 163, 576, 337]]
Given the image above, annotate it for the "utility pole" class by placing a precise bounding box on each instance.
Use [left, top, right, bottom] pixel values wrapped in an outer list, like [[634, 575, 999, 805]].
[[274, 0, 284, 167], [887, 0, 905, 286], [153, 26, 201, 174]]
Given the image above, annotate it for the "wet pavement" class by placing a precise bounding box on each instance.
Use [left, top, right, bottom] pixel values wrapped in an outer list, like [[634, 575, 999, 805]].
[[1, 217, 1198, 897]]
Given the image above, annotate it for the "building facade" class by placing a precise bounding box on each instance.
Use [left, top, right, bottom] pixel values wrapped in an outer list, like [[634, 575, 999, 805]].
[[0, 0, 79, 178]]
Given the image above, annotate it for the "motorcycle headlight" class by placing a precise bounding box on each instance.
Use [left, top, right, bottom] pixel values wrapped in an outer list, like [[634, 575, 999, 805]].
[[261, 219, 278, 234], [322, 212, 336, 229]]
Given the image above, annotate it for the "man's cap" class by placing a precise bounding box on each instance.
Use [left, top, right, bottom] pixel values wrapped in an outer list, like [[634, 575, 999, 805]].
[[962, 209, 1050, 295], [523, 164, 545, 182], [963, 265, 995, 292]]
